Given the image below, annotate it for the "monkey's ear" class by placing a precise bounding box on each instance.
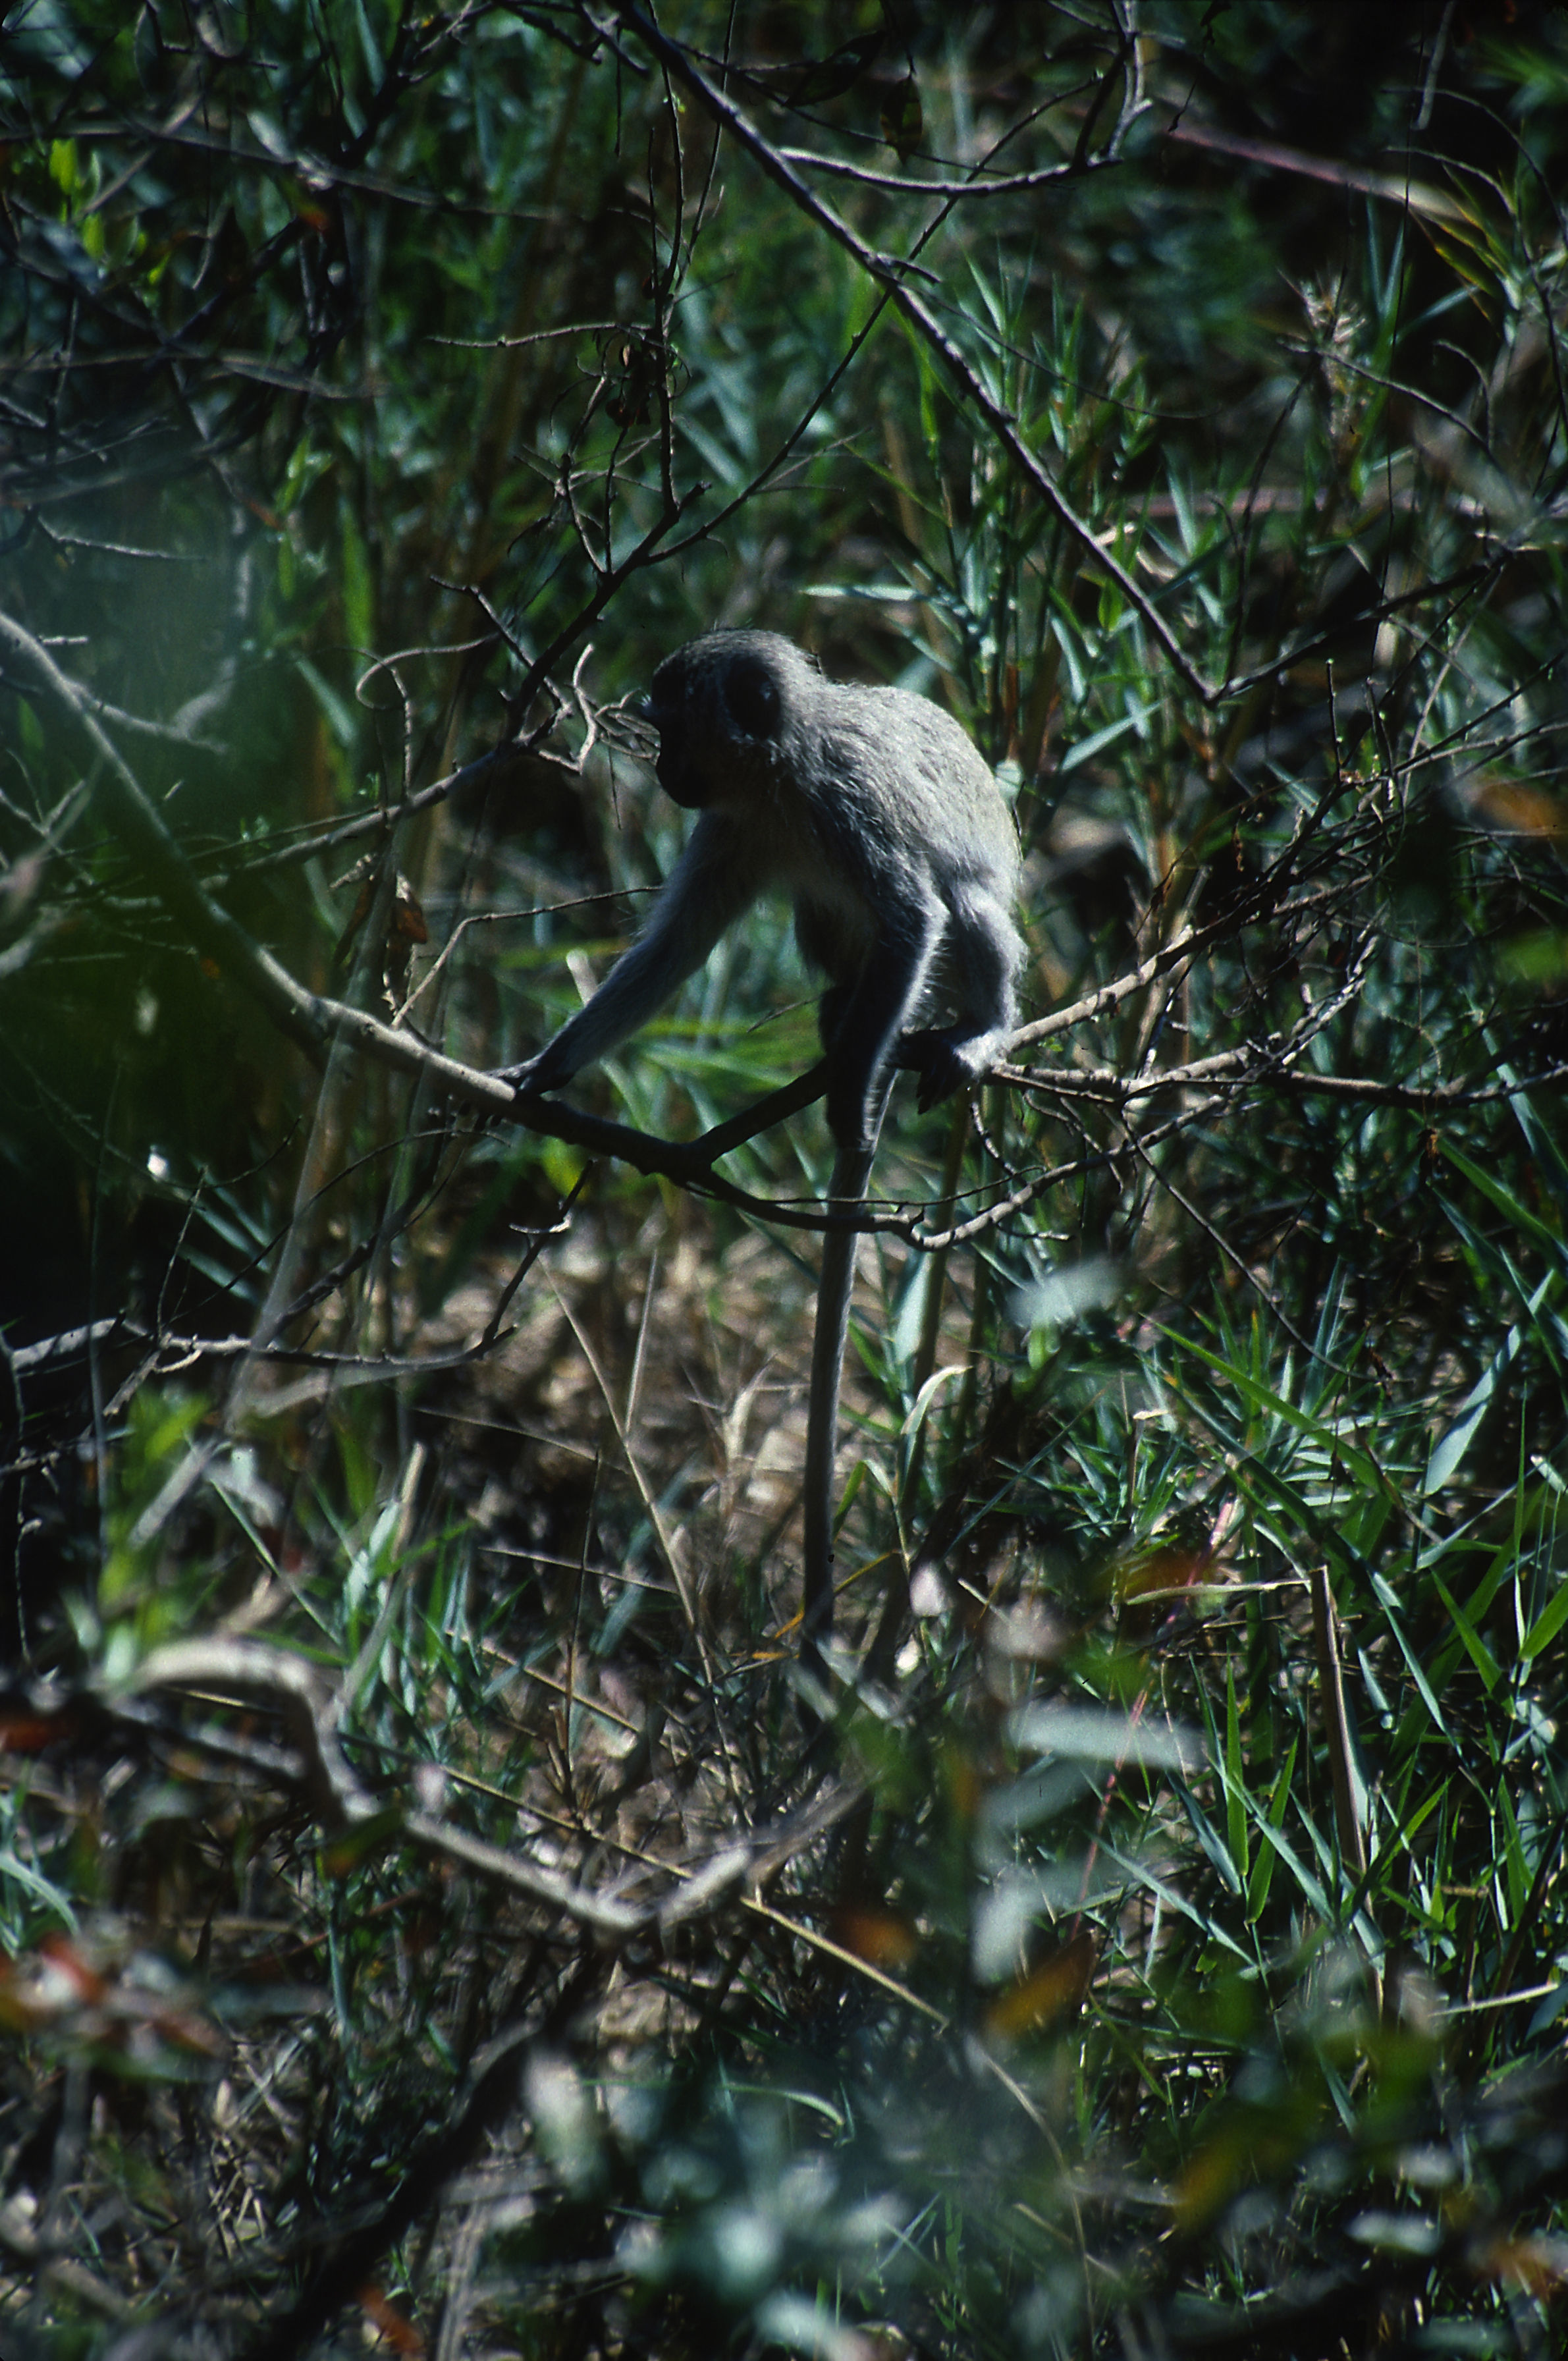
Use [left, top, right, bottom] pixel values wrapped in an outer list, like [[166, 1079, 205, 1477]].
[[722, 656, 782, 741]]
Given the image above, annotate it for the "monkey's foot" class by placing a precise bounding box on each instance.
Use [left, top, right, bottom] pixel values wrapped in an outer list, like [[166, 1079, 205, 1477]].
[[900, 1029, 981, 1112]]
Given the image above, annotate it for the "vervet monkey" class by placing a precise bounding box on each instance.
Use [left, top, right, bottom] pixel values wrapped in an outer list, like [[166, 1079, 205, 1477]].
[[504, 630, 1023, 1678]]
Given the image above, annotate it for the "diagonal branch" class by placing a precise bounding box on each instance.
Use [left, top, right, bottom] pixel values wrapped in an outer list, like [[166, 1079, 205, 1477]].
[[0, 609, 329, 1066], [605, 3, 1216, 706]]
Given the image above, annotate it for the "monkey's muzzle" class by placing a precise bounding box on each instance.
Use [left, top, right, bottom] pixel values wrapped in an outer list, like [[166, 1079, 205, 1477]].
[[640, 700, 707, 810]]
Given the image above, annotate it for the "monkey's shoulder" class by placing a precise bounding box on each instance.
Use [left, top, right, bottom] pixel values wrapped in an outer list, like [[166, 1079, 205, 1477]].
[[802, 689, 1014, 879], [823, 683, 1003, 797]]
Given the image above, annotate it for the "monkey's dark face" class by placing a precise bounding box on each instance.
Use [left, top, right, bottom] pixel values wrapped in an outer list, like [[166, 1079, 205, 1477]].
[[643, 637, 786, 810]]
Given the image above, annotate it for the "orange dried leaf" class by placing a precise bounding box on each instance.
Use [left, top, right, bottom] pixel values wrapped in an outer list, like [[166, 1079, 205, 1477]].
[[831, 1907, 919, 1971], [983, 1931, 1096, 2038], [358, 2283, 425, 2354], [1469, 777, 1568, 841]]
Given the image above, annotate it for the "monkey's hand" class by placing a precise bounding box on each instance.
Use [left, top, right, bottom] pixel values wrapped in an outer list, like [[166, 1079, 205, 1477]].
[[495, 1046, 570, 1099]]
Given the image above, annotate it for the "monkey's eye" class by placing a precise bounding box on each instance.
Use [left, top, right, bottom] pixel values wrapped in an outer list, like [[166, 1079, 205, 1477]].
[[722, 659, 781, 740]]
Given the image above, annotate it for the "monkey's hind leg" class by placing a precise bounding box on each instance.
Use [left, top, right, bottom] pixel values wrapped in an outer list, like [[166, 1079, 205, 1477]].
[[800, 1143, 876, 1700]]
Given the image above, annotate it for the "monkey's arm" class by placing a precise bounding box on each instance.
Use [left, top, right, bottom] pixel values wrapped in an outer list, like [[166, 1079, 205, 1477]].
[[502, 814, 764, 1095], [821, 897, 946, 1157], [903, 881, 1023, 1111]]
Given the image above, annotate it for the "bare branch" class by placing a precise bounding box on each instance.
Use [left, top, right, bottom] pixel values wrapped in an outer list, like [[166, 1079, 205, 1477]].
[[605, 3, 1214, 705]]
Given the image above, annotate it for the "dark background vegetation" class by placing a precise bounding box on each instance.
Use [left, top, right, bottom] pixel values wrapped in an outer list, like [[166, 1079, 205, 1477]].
[[3, 2, 1568, 2354]]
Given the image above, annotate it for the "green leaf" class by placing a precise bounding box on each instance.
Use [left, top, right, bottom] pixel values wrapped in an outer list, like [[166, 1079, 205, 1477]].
[[1424, 1273, 1552, 1495], [341, 505, 374, 657], [1521, 1576, 1568, 1663], [1224, 1662, 1248, 1883], [1432, 1573, 1501, 1693], [881, 73, 923, 161], [1247, 1740, 1299, 1922], [782, 30, 883, 105]]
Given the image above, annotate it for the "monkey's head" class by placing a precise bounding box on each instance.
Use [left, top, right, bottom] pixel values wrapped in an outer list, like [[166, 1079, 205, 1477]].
[[641, 630, 817, 810]]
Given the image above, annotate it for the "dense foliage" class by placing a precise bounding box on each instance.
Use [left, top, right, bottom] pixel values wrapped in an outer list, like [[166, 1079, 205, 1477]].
[[3, 3, 1568, 2354]]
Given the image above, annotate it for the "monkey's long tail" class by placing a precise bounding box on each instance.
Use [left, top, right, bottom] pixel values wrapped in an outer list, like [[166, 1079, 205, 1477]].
[[800, 1144, 875, 1693]]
